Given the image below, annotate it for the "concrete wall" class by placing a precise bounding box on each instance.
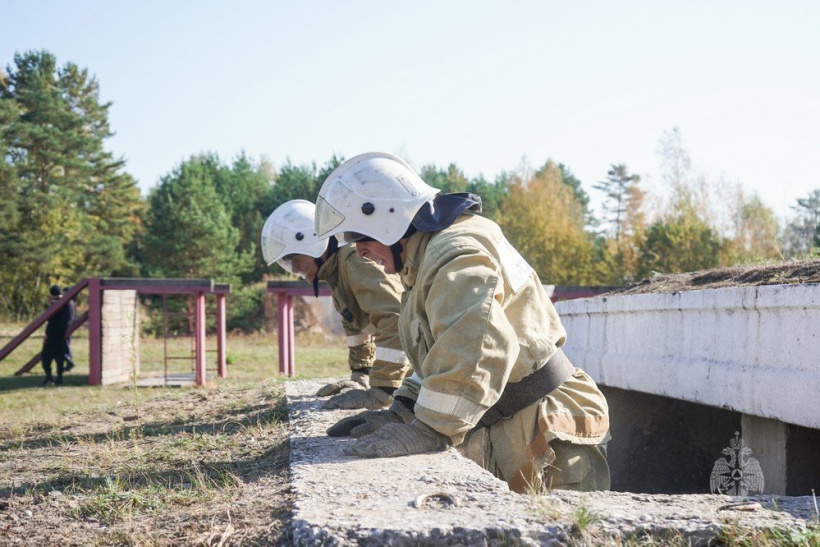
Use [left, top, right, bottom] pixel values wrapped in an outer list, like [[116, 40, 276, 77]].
[[101, 290, 140, 385], [555, 285, 819, 429], [556, 285, 820, 495]]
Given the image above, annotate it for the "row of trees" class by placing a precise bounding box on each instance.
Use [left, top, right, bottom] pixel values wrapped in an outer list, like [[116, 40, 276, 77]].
[[2, 50, 820, 322]]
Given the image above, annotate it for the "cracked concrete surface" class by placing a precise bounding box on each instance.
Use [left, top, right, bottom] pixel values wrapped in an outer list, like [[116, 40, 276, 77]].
[[285, 380, 819, 545]]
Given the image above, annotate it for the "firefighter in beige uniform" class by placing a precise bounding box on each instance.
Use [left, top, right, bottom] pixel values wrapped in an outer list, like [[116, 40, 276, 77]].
[[316, 153, 611, 492], [261, 200, 411, 409]]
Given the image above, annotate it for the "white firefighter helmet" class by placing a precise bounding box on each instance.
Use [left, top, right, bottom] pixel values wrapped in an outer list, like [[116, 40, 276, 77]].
[[315, 152, 439, 245], [261, 200, 328, 272]]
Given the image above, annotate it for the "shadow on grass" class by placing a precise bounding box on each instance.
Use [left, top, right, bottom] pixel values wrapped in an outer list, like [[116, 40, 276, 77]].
[[0, 372, 89, 392], [0, 438, 290, 505]]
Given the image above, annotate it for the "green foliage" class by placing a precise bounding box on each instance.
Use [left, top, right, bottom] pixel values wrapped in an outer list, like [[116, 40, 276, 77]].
[[0, 50, 144, 319], [263, 158, 332, 210], [638, 212, 722, 277], [594, 163, 640, 240], [212, 153, 275, 283], [419, 163, 510, 222], [555, 162, 595, 229], [571, 504, 601, 536], [632, 127, 723, 277], [467, 173, 509, 221], [226, 284, 267, 333], [589, 164, 647, 285], [499, 162, 596, 284], [143, 155, 252, 282], [419, 163, 470, 193], [785, 189, 820, 258], [723, 193, 782, 264]]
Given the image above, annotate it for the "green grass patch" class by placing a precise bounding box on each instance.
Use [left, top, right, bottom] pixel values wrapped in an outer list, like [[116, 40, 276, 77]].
[[1, 326, 347, 424]]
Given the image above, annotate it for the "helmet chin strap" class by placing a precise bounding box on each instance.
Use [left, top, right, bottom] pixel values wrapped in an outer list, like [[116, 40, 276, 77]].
[[311, 236, 339, 297], [389, 242, 404, 273], [389, 226, 417, 273]]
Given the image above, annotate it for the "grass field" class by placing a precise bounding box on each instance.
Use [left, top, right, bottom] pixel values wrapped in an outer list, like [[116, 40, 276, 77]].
[[0, 323, 348, 423], [0, 322, 348, 544]]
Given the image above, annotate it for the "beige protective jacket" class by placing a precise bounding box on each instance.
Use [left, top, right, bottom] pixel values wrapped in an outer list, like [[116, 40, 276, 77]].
[[394, 214, 610, 491], [317, 244, 410, 388]]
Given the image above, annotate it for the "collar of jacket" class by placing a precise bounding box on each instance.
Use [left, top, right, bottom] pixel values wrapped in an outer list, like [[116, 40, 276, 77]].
[[399, 230, 432, 290], [400, 214, 481, 289], [317, 245, 344, 283]]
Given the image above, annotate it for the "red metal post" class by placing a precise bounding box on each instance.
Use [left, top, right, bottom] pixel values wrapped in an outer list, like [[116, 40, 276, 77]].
[[286, 294, 295, 376], [277, 291, 289, 375], [268, 282, 331, 377], [195, 291, 206, 385], [88, 278, 102, 385], [216, 293, 227, 378]]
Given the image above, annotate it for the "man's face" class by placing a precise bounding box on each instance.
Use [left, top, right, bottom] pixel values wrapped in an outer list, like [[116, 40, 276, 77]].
[[286, 254, 319, 284], [355, 241, 396, 274]]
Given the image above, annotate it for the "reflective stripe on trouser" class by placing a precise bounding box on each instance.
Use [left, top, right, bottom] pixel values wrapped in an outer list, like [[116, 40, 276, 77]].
[[346, 333, 372, 347], [369, 347, 412, 388]]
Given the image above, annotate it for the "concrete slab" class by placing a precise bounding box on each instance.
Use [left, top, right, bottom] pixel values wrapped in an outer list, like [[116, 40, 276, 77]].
[[285, 380, 820, 545]]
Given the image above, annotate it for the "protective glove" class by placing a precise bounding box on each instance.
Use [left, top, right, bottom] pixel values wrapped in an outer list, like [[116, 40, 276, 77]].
[[323, 386, 392, 410], [326, 398, 415, 437], [315, 369, 370, 397], [343, 420, 449, 458]]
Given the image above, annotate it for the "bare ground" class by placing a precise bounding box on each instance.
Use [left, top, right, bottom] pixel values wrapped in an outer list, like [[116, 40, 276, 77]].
[[611, 258, 820, 295], [0, 384, 292, 546]]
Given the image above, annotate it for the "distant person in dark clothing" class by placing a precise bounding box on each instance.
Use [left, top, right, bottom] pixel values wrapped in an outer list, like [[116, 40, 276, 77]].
[[42, 285, 71, 385], [64, 289, 77, 372]]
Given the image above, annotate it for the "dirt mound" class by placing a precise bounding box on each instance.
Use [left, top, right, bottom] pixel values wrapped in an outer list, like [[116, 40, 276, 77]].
[[611, 259, 820, 295]]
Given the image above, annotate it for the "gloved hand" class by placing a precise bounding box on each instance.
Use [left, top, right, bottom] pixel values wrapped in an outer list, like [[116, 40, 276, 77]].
[[326, 398, 415, 437], [315, 369, 370, 397], [343, 420, 449, 458], [323, 387, 392, 410]]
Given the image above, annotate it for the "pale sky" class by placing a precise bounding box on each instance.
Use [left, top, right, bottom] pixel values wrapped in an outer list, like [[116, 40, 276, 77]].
[[2, 1, 819, 221]]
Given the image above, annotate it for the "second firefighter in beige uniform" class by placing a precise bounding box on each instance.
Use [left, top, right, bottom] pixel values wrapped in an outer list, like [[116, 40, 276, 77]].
[[316, 153, 611, 493], [261, 199, 410, 409], [318, 242, 411, 406]]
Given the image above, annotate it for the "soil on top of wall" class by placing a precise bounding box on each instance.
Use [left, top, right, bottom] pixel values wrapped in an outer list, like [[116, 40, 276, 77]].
[[611, 258, 820, 295]]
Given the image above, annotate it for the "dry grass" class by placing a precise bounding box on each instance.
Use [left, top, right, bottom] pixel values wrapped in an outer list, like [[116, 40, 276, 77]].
[[0, 325, 347, 545], [613, 258, 820, 295]]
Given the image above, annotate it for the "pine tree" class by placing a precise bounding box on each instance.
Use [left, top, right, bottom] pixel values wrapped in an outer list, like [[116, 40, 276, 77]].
[[0, 50, 143, 318], [594, 164, 641, 241], [785, 189, 820, 257], [143, 155, 252, 282], [419, 163, 470, 193]]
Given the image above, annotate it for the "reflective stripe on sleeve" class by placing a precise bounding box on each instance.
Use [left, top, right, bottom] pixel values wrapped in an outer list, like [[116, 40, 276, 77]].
[[416, 387, 485, 424], [346, 333, 372, 347], [374, 346, 410, 365]]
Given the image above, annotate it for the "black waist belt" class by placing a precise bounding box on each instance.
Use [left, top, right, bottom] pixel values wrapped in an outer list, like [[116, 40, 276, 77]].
[[475, 348, 575, 429]]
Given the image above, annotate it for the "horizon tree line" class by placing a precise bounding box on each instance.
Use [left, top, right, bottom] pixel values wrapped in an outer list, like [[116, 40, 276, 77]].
[[2, 50, 819, 323]]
